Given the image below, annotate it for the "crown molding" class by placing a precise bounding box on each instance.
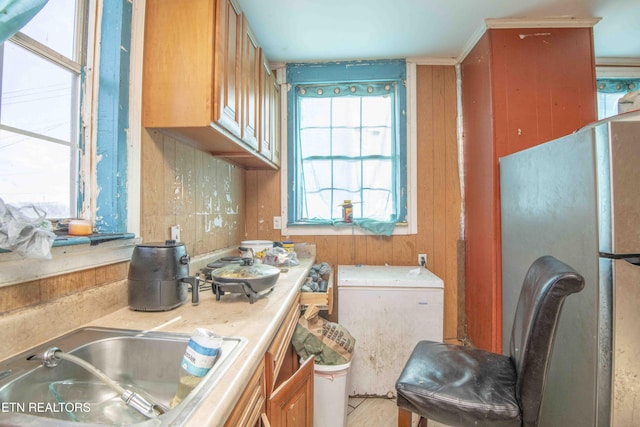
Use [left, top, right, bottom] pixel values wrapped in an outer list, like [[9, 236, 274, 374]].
[[456, 20, 488, 64], [406, 57, 457, 66], [456, 17, 602, 64], [485, 17, 601, 29]]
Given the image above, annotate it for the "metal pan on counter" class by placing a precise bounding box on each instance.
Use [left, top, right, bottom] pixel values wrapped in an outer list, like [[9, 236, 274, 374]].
[[208, 263, 281, 304]]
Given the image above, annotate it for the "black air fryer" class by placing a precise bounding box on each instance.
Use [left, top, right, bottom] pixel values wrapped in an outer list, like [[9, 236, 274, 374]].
[[127, 240, 198, 311]]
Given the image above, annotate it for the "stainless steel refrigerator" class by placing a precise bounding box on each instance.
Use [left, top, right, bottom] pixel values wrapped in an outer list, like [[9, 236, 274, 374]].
[[500, 111, 640, 426]]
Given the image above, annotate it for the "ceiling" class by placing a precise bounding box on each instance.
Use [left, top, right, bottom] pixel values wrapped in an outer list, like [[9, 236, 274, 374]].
[[237, 0, 640, 64]]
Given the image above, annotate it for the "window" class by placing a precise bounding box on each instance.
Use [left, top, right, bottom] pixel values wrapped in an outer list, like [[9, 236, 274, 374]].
[[596, 78, 640, 119], [286, 60, 409, 235], [0, 0, 87, 219]]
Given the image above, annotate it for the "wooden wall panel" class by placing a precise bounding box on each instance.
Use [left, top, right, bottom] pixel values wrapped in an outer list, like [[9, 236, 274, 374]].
[[140, 129, 246, 256], [461, 27, 597, 353], [245, 65, 461, 340], [461, 33, 499, 352]]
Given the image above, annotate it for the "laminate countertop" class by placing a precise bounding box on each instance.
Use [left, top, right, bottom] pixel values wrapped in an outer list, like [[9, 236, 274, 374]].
[[87, 257, 314, 427]]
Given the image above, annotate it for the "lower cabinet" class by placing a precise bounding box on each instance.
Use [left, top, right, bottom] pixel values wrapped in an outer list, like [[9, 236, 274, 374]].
[[267, 356, 314, 427], [223, 362, 266, 427], [224, 296, 314, 427]]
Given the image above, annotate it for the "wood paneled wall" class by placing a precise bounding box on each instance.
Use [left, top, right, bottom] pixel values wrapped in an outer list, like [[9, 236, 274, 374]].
[[140, 129, 246, 256], [245, 65, 462, 340]]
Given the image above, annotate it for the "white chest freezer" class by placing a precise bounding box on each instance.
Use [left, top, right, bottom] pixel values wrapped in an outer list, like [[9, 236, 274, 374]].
[[337, 265, 444, 397]]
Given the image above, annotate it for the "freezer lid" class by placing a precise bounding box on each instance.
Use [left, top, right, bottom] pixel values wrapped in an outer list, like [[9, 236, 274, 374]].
[[337, 265, 444, 288]]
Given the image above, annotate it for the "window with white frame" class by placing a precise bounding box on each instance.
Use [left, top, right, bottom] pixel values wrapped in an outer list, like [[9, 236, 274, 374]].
[[596, 78, 640, 119], [286, 60, 409, 235], [0, 0, 87, 219]]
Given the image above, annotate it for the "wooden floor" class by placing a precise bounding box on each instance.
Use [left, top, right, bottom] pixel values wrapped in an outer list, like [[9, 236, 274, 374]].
[[347, 397, 449, 427]]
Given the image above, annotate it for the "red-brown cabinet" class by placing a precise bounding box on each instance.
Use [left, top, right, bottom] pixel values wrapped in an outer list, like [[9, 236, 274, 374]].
[[461, 25, 597, 352]]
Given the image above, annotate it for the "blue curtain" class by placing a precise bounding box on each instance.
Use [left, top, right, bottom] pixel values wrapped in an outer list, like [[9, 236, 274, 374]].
[[596, 79, 640, 94], [0, 0, 48, 43]]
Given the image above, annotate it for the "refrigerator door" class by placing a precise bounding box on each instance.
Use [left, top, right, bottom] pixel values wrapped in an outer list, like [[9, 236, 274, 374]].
[[611, 258, 640, 426], [500, 128, 602, 427], [596, 120, 640, 256]]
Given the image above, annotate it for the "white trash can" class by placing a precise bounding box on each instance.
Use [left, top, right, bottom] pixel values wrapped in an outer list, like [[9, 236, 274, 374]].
[[313, 361, 352, 427]]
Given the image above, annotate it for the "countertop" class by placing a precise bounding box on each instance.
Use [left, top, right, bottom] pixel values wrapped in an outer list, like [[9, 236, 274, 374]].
[[87, 257, 314, 427]]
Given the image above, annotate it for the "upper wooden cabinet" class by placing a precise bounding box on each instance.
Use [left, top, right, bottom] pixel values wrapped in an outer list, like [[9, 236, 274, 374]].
[[242, 15, 260, 151], [142, 0, 279, 170], [214, 0, 242, 139], [260, 52, 281, 164]]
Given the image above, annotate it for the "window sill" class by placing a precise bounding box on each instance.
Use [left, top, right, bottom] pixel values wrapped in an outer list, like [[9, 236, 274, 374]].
[[282, 221, 414, 236], [51, 232, 136, 247], [0, 234, 140, 288]]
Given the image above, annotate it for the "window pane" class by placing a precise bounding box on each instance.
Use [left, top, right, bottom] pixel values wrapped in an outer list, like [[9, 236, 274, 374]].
[[331, 128, 360, 157], [332, 97, 361, 127], [363, 159, 392, 191], [362, 127, 392, 156], [299, 128, 331, 157], [362, 95, 391, 127], [0, 129, 76, 218], [302, 189, 332, 219], [300, 98, 330, 127], [362, 189, 393, 219], [19, 0, 78, 59], [333, 160, 361, 192], [1, 42, 77, 142], [302, 159, 333, 192], [597, 92, 624, 120]]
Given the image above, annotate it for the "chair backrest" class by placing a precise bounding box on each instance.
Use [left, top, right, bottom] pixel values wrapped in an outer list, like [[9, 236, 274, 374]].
[[509, 255, 585, 426]]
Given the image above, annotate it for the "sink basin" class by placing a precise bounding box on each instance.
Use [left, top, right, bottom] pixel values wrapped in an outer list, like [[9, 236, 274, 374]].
[[0, 327, 247, 426]]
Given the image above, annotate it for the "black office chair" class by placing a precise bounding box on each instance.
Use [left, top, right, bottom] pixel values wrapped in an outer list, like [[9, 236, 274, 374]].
[[395, 255, 585, 427]]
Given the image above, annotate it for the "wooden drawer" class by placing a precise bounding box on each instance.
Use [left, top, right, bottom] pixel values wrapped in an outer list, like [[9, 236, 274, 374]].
[[266, 297, 301, 394], [299, 267, 334, 314], [224, 361, 265, 427]]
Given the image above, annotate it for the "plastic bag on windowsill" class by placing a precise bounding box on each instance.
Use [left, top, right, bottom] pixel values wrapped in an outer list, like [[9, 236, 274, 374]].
[[0, 198, 56, 259]]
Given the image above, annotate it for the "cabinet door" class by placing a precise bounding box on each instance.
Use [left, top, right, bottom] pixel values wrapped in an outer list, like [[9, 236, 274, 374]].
[[241, 15, 260, 150], [270, 74, 281, 166], [267, 356, 314, 427], [143, 0, 214, 127], [259, 53, 273, 160], [266, 302, 301, 395], [224, 361, 266, 427], [214, 0, 242, 138]]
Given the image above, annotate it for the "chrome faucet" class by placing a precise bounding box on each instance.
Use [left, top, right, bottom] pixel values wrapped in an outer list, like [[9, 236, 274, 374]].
[[33, 347, 166, 418]]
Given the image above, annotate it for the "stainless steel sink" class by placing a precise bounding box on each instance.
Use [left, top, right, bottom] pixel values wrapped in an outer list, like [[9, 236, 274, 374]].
[[0, 327, 247, 426]]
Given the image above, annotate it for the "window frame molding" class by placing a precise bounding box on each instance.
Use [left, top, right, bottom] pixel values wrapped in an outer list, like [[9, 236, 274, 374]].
[[278, 61, 418, 236], [0, 0, 142, 287]]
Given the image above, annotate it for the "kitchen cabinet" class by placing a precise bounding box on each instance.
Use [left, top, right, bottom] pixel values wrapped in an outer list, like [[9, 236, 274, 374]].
[[259, 54, 273, 162], [270, 76, 281, 166], [461, 25, 597, 353], [223, 360, 266, 427], [267, 356, 314, 427], [224, 297, 314, 427], [259, 52, 281, 165], [242, 15, 260, 151], [142, 0, 278, 170]]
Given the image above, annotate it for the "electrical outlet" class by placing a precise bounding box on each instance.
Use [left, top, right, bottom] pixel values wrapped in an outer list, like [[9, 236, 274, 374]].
[[170, 225, 181, 242], [273, 216, 282, 230], [418, 253, 427, 267]]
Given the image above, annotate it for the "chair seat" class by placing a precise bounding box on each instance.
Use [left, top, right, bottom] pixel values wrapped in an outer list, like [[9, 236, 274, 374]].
[[396, 341, 522, 427]]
